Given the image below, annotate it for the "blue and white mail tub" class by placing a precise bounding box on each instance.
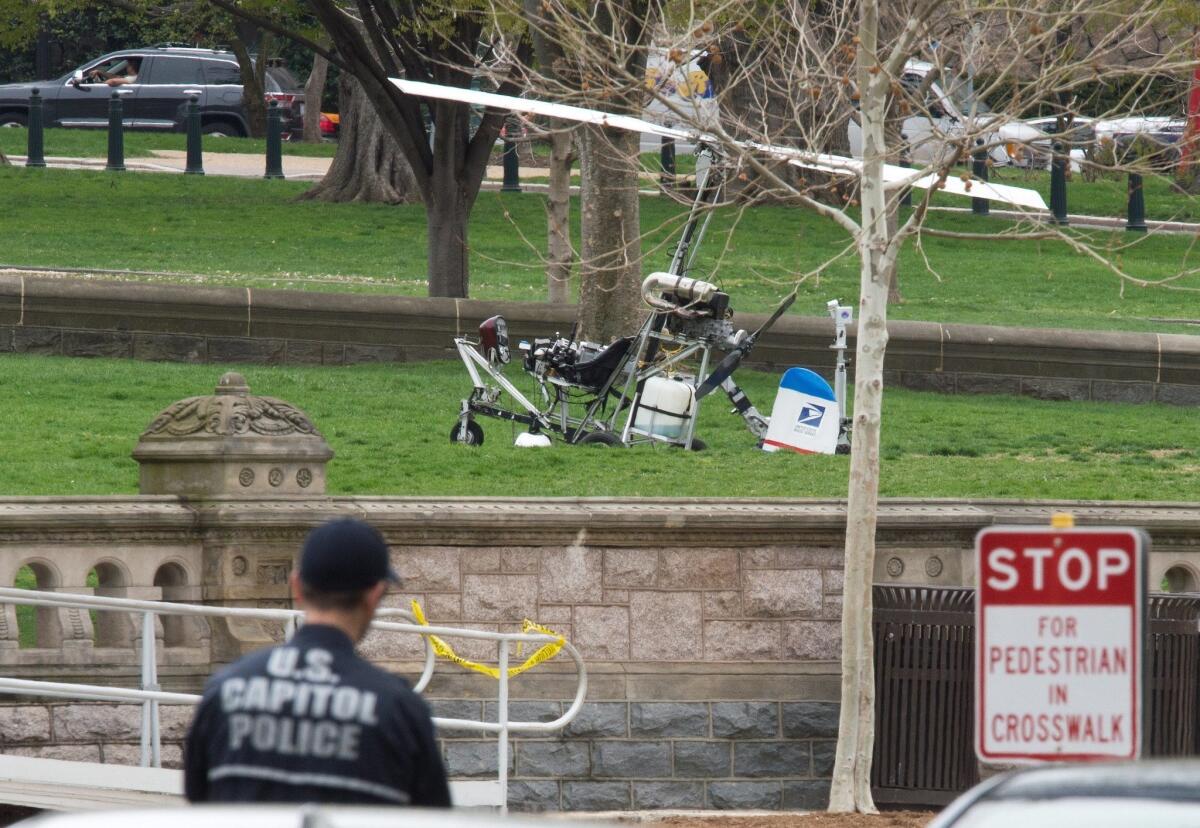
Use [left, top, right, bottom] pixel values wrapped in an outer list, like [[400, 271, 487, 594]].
[[762, 367, 839, 455]]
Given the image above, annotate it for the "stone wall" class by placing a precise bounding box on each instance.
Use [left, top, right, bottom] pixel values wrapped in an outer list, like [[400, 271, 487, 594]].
[[3, 273, 1198, 405], [0, 497, 1198, 810], [0, 699, 838, 812], [433, 699, 838, 811], [0, 702, 193, 768]]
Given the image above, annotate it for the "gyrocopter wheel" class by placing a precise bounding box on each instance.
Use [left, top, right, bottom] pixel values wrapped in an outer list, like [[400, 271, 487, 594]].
[[449, 420, 485, 446]]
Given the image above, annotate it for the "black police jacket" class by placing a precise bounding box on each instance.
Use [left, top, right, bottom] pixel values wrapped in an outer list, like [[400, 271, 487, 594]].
[[184, 623, 451, 806]]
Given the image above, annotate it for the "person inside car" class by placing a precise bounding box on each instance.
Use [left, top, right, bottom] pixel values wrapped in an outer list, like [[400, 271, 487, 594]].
[[87, 58, 140, 86]]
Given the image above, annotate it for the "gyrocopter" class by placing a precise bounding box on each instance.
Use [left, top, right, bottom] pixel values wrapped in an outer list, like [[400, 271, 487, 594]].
[[386, 77, 1047, 453]]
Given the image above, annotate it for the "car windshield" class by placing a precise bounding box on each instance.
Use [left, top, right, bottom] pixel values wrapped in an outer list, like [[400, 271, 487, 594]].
[[951, 798, 1200, 828]]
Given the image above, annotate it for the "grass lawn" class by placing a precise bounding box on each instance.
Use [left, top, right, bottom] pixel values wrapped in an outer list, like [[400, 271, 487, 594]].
[[0, 126, 338, 159], [1, 167, 1199, 334], [1, 354, 1197, 502]]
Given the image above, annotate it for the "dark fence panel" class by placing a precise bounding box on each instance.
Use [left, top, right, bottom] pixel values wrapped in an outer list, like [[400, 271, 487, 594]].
[[872, 585, 1200, 807], [872, 585, 978, 806], [1146, 595, 1200, 756]]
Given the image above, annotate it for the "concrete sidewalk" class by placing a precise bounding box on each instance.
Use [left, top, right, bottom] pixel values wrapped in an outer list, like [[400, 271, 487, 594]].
[[8, 149, 558, 187], [10, 149, 333, 180]]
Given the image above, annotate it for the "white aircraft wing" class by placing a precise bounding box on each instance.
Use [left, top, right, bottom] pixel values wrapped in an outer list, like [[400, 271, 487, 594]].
[[391, 78, 1048, 210]]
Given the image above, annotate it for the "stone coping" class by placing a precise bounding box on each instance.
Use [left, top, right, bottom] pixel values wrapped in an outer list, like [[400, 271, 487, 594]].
[[0, 496, 1197, 545], [2, 273, 1198, 403], [0, 495, 1197, 521]]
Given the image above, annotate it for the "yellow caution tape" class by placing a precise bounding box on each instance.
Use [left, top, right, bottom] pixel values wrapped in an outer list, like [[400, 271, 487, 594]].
[[410, 600, 566, 680]]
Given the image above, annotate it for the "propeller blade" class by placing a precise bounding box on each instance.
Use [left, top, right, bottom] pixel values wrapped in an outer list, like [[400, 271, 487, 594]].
[[696, 289, 796, 400], [696, 350, 744, 400], [748, 288, 798, 342]]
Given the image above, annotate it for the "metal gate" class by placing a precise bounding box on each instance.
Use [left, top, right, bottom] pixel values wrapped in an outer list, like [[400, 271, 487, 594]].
[[1146, 594, 1200, 756], [871, 585, 1200, 806], [871, 585, 977, 806]]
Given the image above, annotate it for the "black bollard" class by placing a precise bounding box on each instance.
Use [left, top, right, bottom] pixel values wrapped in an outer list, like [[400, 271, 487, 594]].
[[264, 101, 284, 180], [501, 137, 521, 192], [1126, 162, 1148, 233], [971, 138, 989, 216], [105, 92, 125, 172], [26, 88, 45, 168], [185, 96, 204, 176], [660, 136, 676, 189], [1049, 141, 1068, 225]]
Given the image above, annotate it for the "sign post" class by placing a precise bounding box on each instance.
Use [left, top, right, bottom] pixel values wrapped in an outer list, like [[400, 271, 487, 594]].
[[975, 522, 1147, 763]]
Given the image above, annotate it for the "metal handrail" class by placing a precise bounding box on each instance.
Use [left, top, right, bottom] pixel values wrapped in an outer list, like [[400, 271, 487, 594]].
[[0, 587, 587, 813]]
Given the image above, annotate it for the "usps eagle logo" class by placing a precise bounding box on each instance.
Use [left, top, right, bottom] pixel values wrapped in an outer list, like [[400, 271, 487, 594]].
[[794, 403, 825, 432]]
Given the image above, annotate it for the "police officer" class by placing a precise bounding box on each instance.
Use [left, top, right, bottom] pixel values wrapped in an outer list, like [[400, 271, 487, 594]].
[[184, 518, 451, 807]]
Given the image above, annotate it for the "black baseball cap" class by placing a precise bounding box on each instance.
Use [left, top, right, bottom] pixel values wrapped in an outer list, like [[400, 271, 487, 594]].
[[299, 518, 399, 591]]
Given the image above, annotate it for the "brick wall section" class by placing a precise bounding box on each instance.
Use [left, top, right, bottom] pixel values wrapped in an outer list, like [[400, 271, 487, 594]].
[[1, 273, 1197, 405]]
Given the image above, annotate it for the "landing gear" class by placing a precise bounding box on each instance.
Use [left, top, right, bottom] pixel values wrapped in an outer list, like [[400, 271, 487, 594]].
[[450, 420, 485, 446], [578, 431, 622, 447]]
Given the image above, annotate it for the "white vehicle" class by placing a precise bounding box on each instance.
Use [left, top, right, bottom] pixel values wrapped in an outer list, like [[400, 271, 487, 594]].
[[849, 59, 1008, 166], [848, 59, 1087, 171]]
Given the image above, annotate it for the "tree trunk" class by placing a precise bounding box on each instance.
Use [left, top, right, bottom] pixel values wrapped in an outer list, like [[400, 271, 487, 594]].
[[546, 124, 574, 303], [885, 208, 903, 304], [230, 29, 268, 138], [1175, 28, 1200, 189], [520, 0, 576, 303], [829, 0, 889, 813], [427, 187, 471, 297], [0, 149, 9, 166], [303, 51, 330, 144], [300, 74, 419, 204], [577, 125, 643, 342]]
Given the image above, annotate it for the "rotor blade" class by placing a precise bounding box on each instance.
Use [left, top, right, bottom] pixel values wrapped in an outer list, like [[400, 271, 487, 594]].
[[390, 78, 1047, 209], [390, 78, 696, 141], [696, 350, 744, 400], [783, 153, 1048, 210], [904, 171, 1049, 210]]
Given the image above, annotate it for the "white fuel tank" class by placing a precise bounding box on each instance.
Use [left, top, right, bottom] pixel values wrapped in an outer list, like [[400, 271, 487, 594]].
[[633, 377, 696, 440]]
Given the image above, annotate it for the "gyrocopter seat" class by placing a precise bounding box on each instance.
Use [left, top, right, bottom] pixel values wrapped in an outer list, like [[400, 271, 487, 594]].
[[556, 337, 635, 391]]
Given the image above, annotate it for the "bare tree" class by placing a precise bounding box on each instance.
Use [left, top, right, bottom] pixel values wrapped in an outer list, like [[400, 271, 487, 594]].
[[210, 0, 529, 297], [521, 0, 576, 304], [492, 0, 661, 339], [482, 0, 1195, 813]]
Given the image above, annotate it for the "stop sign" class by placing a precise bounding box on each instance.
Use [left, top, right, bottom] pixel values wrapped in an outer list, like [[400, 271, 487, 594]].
[[975, 526, 1147, 763]]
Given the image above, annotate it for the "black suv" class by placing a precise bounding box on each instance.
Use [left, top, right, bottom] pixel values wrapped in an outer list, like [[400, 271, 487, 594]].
[[0, 45, 303, 138]]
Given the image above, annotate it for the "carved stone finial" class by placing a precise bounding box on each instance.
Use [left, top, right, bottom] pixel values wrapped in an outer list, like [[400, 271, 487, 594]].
[[215, 372, 250, 396], [133, 373, 333, 496]]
